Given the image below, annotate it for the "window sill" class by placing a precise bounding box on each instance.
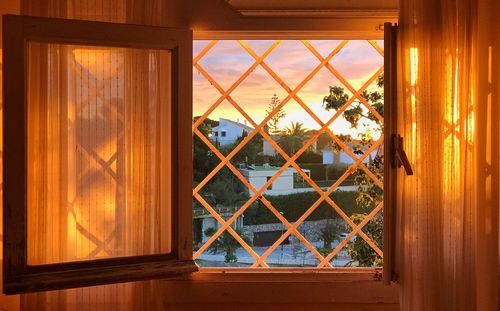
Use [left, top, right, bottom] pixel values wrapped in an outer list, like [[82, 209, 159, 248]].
[[159, 268, 399, 304]]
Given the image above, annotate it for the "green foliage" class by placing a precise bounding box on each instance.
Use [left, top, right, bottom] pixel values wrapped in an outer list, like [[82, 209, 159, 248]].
[[244, 191, 360, 225], [265, 94, 286, 135], [282, 121, 308, 137], [319, 222, 341, 248], [193, 219, 203, 246], [228, 132, 263, 165], [204, 227, 216, 237], [205, 228, 252, 263], [322, 74, 385, 266], [193, 117, 219, 183], [298, 163, 351, 181], [316, 246, 333, 258], [278, 122, 309, 155], [316, 132, 332, 151], [200, 167, 249, 207], [323, 86, 349, 110], [346, 213, 383, 267], [326, 163, 350, 180], [296, 151, 323, 163], [323, 74, 384, 128], [298, 163, 326, 180], [343, 105, 364, 128], [354, 155, 383, 209]]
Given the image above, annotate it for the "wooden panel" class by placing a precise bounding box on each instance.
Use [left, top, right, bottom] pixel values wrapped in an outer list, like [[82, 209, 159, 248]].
[[225, 0, 398, 10], [159, 278, 398, 303], [2, 15, 197, 294], [163, 303, 400, 311], [5, 258, 196, 294], [224, 0, 398, 18], [383, 23, 398, 284]]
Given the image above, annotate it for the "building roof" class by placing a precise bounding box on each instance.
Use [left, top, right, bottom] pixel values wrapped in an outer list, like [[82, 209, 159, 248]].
[[212, 117, 254, 132]]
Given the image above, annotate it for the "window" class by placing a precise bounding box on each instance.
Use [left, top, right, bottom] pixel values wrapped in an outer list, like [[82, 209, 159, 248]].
[[3, 15, 401, 294], [192, 39, 388, 269], [2, 15, 196, 294]]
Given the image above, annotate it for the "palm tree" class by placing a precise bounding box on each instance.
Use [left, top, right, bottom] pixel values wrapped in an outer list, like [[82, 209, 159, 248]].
[[278, 122, 308, 155], [282, 121, 307, 137]]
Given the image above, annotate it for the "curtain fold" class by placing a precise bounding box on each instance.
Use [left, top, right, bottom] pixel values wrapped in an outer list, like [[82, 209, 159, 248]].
[[20, 1, 173, 310], [398, 0, 499, 310]]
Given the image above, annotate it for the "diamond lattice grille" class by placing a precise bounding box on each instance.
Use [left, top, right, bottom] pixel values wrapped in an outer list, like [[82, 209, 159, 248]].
[[193, 40, 384, 268]]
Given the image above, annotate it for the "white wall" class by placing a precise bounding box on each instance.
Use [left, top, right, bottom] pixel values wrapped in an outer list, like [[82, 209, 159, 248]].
[[211, 119, 250, 146]]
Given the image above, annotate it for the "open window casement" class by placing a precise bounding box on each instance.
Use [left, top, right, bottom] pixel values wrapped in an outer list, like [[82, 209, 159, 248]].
[[2, 15, 196, 294], [383, 22, 398, 285]]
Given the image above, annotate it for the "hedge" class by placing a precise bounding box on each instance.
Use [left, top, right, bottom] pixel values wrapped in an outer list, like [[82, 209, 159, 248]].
[[244, 191, 367, 225], [300, 163, 326, 180], [299, 163, 352, 181]]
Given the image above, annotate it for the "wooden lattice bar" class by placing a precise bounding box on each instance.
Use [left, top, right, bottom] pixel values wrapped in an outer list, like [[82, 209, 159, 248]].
[[193, 39, 385, 268]]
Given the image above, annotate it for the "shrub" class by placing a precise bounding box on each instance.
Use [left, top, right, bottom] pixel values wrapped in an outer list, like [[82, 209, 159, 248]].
[[346, 213, 383, 267], [326, 163, 350, 180], [299, 163, 326, 180], [297, 151, 322, 164], [244, 191, 362, 225]]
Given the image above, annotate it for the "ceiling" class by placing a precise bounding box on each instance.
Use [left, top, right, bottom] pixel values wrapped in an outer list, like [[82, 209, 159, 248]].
[[225, 0, 398, 10], [224, 0, 398, 18]]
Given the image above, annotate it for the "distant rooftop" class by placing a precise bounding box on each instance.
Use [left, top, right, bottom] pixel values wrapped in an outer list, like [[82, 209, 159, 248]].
[[214, 117, 254, 132], [252, 165, 280, 171], [239, 165, 310, 173]]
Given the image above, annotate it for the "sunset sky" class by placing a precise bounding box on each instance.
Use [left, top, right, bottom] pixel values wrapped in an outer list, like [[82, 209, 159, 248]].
[[193, 40, 384, 140]]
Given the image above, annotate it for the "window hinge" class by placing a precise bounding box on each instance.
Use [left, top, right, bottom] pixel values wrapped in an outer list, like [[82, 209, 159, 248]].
[[392, 134, 413, 175]]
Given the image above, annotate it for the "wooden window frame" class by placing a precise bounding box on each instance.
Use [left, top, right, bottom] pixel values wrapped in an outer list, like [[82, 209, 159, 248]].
[[156, 24, 400, 304], [191, 28, 396, 273], [2, 15, 197, 294]]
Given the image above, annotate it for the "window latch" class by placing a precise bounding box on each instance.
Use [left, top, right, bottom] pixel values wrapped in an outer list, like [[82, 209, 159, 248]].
[[392, 134, 413, 175]]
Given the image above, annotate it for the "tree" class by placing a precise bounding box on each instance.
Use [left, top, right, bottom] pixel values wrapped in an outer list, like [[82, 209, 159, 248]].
[[265, 94, 286, 135], [316, 221, 341, 257], [205, 228, 252, 263], [228, 131, 263, 165], [322, 74, 385, 266], [323, 74, 384, 127], [193, 117, 219, 183], [201, 168, 249, 207], [278, 122, 308, 155], [346, 213, 383, 267]]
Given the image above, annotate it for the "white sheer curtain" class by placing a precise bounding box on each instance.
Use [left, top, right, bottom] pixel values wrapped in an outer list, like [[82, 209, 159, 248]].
[[20, 0, 174, 310], [398, 0, 499, 310]]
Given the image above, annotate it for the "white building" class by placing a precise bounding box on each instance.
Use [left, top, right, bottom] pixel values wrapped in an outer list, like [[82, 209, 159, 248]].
[[211, 117, 253, 146], [238, 164, 312, 196], [321, 143, 382, 165]]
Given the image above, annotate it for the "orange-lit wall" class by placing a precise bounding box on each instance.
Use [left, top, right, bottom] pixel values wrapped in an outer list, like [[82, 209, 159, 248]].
[[0, 1, 20, 311]]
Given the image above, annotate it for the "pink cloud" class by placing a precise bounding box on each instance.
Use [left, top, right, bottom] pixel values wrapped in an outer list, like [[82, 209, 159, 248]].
[[193, 39, 384, 136]]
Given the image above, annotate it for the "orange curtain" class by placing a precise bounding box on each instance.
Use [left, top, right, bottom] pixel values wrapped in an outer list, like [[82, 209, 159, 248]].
[[397, 0, 499, 310], [20, 0, 174, 310]]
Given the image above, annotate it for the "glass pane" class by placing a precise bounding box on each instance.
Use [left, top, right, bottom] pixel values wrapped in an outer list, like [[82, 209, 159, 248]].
[[193, 40, 384, 268], [27, 42, 172, 264]]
